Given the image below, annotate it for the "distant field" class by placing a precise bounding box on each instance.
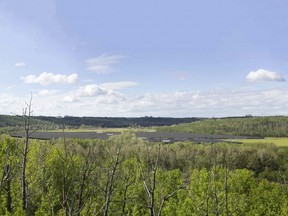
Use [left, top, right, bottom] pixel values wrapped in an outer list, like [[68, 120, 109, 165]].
[[235, 137, 288, 147], [44, 128, 156, 133], [12, 131, 251, 143]]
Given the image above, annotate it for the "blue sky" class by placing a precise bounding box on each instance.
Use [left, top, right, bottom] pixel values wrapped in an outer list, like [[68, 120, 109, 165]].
[[0, 0, 288, 117]]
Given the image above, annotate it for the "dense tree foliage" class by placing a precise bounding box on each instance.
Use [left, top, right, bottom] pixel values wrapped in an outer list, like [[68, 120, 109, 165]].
[[0, 115, 56, 134], [0, 132, 287, 215], [159, 116, 288, 137]]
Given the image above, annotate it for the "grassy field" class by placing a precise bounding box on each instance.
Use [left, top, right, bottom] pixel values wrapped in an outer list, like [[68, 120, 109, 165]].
[[234, 137, 288, 147], [45, 127, 156, 133], [41, 127, 288, 147]]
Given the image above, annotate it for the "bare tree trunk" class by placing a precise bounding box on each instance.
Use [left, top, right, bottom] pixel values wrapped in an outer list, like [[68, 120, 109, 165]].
[[143, 144, 184, 216], [76, 148, 93, 216], [157, 185, 184, 216], [121, 183, 129, 216], [143, 144, 161, 216], [58, 123, 72, 216], [103, 145, 121, 216], [22, 96, 33, 213]]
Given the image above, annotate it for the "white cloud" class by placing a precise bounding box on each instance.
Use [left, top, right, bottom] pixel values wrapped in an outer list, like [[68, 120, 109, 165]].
[[246, 69, 285, 82], [63, 95, 78, 103], [4, 84, 288, 117], [80, 84, 108, 97], [0, 93, 23, 115], [86, 54, 125, 74], [99, 81, 139, 90], [61, 83, 126, 107], [22, 72, 78, 85], [61, 84, 110, 103], [50, 87, 286, 117], [15, 62, 26, 67], [65, 82, 138, 102]]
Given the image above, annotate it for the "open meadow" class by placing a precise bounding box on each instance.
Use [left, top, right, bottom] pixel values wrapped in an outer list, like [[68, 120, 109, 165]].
[[235, 137, 288, 147]]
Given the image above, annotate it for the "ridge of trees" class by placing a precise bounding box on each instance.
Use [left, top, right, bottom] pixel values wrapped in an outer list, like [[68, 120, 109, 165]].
[[0, 115, 204, 131], [158, 116, 288, 137]]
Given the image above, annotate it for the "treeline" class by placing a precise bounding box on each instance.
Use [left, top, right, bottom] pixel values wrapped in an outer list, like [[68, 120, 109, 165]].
[[0, 132, 288, 215], [35, 116, 202, 128], [158, 116, 288, 137], [0, 115, 55, 129], [0, 115, 56, 134], [0, 115, 203, 130]]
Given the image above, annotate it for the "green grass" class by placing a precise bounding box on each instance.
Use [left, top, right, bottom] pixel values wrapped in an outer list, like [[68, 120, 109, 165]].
[[234, 137, 288, 147]]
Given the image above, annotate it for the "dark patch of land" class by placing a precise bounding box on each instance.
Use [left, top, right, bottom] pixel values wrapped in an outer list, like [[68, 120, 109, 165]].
[[11, 131, 262, 144], [34, 116, 204, 127]]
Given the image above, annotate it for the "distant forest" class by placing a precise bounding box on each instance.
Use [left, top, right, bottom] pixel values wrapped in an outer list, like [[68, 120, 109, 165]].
[[159, 116, 288, 137], [0, 115, 203, 129], [3, 114, 288, 138]]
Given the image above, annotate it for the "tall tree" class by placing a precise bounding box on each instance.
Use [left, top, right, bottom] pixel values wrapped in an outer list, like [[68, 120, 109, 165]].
[[21, 96, 33, 214]]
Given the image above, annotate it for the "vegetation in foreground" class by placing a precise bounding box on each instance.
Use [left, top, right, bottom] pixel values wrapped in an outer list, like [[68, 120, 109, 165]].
[[2, 112, 288, 215], [0, 132, 288, 215]]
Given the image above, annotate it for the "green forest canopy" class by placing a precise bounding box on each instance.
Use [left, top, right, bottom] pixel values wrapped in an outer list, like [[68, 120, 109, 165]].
[[0, 133, 288, 215]]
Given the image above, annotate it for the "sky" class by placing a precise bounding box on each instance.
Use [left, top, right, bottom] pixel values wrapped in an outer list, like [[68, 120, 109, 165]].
[[0, 0, 288, 117]]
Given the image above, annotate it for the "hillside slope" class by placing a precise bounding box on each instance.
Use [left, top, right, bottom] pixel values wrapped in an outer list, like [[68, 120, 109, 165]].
[[158, 116, 288, 137]]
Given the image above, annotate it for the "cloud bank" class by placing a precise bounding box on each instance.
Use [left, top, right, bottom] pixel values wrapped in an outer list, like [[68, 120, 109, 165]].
[[15, 86, 286, 117], [2, 85, 288, 117], [246, 69, 285, 82], [15, 62, 26, 67], [8, 65, 288, 117], [22, 72, 78, 85]]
